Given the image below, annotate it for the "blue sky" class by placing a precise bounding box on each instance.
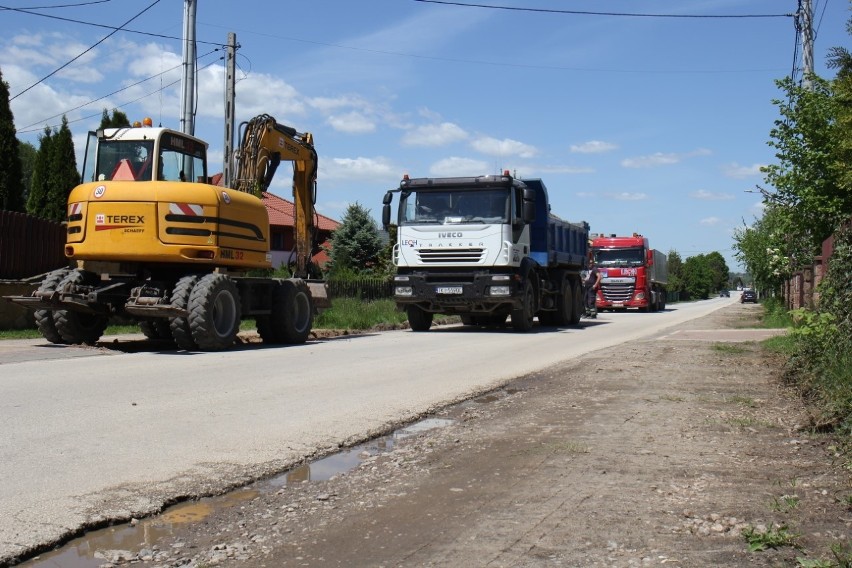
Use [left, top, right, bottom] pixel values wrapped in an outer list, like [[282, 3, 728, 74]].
[[2, 0, 849, 271]]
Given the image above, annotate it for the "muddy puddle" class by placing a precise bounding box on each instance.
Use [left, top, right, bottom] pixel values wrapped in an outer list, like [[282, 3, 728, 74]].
[[18, 414, 465, 568]]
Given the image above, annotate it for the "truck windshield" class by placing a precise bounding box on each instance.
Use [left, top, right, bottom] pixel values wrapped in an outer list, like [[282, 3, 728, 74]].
[[399, 189, 509, 225], [595, 248, 645, 267]]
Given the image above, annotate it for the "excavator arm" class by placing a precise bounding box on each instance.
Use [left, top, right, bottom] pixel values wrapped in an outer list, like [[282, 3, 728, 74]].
[[233, 114, 319, 279]]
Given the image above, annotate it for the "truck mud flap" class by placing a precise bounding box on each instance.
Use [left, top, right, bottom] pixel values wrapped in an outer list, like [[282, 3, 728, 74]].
[[306, 280, 330, 311]]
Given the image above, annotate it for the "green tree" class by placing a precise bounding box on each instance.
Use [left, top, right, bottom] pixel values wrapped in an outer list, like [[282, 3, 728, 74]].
[[704, 251, 730, 293], [762, 76, 847, 260], [326, 203, 384, 276], [682, 254, 712, 300], [44, 116, 79, 222], [18, 141, 37, 207], [26, 126, 53, 218], [99, 108, 130, 129], [666, 250, 685, 295], [733, 205, 794, 296], [0, 67, 24, 211]]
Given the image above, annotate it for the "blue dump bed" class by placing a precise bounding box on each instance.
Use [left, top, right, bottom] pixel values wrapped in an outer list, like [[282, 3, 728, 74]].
[[524, 179, 589, 269]]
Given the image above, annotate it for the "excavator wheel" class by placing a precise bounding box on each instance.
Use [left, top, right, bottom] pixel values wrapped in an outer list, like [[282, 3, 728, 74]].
[[33, 267, 72, 344], [169, 275, 200, 351], [54, 270, 110, 345], [257, 279, 314, 344], [187, 273, 241, 351]]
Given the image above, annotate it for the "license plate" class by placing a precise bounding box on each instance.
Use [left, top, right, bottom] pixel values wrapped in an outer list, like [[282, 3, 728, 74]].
[[436, 286, 463, 295], [612, 302, 624, 306]]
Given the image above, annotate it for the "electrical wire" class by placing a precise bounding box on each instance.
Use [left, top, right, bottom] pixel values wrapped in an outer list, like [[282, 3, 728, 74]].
[[0, 2, 222, 46], [8, 0, 162, 101], [0, 0, 113, 8], [18, 57, 220, 134], [411, 0, 793, 18], [17, 48, 220, 132]]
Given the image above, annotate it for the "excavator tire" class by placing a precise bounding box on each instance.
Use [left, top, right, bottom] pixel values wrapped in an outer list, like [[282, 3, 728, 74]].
[[54, 270, 109, 345], [406, 306, 433, 332], [258, 279, 314, 345], [34, 267, 72, 344], [511, 279, 535, 332], [169, 275, 200, 351], [187, 273, 241, 351]]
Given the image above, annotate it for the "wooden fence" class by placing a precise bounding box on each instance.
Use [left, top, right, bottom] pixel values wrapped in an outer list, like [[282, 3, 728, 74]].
[[0, 211, 67, 280]]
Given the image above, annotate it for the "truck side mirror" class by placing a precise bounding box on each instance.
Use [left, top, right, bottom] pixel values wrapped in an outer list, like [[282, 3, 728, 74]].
[[521, 188, 536, 223], [382, 192, 393, 229]]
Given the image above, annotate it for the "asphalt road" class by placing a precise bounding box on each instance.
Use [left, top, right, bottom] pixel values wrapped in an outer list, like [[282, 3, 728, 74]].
[[0, 295, 744, 564]]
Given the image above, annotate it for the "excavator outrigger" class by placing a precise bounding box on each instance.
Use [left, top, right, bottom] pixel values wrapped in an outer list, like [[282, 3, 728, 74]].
[[6, 115, 328, 351]]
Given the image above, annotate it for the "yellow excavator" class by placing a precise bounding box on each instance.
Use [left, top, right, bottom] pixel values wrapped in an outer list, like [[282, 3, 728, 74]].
[[8, 115, 328, 351]]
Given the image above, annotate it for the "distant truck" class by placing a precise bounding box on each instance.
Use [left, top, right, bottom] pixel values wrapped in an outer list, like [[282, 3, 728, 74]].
[[590, 233, 668, 312], [382, 172, 589, 331]]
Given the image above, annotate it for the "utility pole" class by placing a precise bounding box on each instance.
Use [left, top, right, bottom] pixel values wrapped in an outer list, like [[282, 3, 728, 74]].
[[180, 0, 197, 135], [223, 32, 237, 188], [798, 0, 814, 87]]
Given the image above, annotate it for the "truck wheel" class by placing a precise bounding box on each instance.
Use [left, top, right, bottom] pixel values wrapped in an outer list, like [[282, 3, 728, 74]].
[[54, 270, 109, 345], [34, 268, 72, 344], [555, 278, 573, 325], [258, 279, 314, 344], [139, 319, 173, 342], [511, 280, 535, 332], [407, 306, 433, 331], [188, 273, 241, 351], [570, 279, 583, 325], [169, 275, 200, 351]]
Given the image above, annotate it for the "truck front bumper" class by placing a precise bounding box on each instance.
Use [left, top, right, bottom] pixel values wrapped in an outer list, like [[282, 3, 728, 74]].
[[393, 272, 521, 313]]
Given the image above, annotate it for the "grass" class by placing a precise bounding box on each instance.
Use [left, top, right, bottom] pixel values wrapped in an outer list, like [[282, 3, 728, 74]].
[[742, 522, 800, 552], [712, 342, 751, 355]]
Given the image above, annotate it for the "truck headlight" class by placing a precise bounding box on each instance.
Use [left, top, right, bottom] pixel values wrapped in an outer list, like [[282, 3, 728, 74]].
[[489, 286, 511, 296], [395, 286, 413, 296]]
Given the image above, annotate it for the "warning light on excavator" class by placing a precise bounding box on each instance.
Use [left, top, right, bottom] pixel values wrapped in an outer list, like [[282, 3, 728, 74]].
[[402, 173, 410, 181], [142, 117, 153, 127]]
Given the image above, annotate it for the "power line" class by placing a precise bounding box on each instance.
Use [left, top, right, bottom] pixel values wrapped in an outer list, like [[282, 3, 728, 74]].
[[0, 2, 222, 47], [17, 48, 221, 133], [8, 0, 162, 101], [411, 0, 793, 18], [0, 0, 113, 8]]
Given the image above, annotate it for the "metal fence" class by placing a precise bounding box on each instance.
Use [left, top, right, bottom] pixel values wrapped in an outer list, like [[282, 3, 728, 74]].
[[326, 278, 394, 301], [0, 211, 67, 280]]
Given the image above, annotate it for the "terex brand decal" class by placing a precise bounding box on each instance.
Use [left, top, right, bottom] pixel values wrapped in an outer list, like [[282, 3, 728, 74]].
[[95, 214, 145, 232]]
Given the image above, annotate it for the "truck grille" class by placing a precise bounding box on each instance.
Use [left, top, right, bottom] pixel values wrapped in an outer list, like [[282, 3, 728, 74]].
[[417, 248, 484, 263], [601, 282, 635, 302]]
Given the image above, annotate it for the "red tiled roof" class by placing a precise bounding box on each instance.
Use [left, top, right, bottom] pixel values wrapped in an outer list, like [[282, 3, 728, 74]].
[[262, 192, 340, 231]]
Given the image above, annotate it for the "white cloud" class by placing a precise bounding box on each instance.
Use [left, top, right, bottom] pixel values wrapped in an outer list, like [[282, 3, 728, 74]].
[[691, 189, 734, 201], [471, 136, 537, 159], [576, 191, 596, 198], [621, 152, 679, 168], [321, 156, 397, 181], [621, 148, 711, 168], [604, 192, 648, 201], [570, 140, 617, 154], [401, 122, 468, 147], [327, 112, 376, 134], [429, 157, 489, 177], [722, 162, 764, 179], [700, 216, 721, 226]]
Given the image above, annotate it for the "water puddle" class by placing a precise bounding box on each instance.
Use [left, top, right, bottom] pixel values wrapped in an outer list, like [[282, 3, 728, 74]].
[[19, 416, 456, 568]]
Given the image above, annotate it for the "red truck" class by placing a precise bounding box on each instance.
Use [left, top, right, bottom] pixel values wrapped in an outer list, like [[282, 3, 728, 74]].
[[590, 233, 668, 312]]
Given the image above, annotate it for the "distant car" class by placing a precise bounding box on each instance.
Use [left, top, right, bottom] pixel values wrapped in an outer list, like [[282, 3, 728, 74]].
[[741, 289, 757, 303], [720, 290, 730, 297]]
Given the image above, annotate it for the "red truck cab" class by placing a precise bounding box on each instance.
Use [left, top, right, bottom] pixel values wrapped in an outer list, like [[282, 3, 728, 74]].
[[590, 233, 668, 312]]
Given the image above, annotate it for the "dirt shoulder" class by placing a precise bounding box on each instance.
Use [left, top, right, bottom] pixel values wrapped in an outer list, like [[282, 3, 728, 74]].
[[104, 304, 852, 567]]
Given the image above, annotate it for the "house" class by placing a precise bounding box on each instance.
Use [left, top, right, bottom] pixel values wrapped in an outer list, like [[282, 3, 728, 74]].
[[261, 192, 340, 272]]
